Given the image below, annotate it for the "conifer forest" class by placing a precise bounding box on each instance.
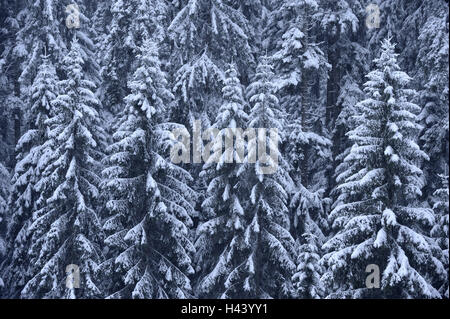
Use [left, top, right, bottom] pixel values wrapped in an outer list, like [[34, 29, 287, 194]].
[[0, 0, 448, 299]]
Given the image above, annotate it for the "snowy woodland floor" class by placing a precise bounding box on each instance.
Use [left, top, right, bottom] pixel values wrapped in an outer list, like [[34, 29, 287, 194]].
[[0, 0, 448, 299]]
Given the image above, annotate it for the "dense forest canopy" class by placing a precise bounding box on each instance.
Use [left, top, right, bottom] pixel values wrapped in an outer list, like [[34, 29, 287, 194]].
[[0, 0, 448, 299]]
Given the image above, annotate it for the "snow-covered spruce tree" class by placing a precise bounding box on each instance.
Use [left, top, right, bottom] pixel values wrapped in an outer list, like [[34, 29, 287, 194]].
[[130, 0, 169, 47], [13, 0, 66, 91], [322, 38, 445, 298], [71, 0, 102, 87], [330, 72, 367, 247], [431, 174, 449, 298], [101, 38, 197, 299], [416, 3, 449, 200], [194, 65, 250, 298], [20, 38, 105, 299], [327, 1, 371, 247], [287, 121, 331, 246], [269, 0, 330, 120], [316, 0, 364, 126], [332, 73, 368, 193], [0, 0, 64, 160], [367, 0, 420, 64], [0, 162, 10, 295], [267, 1, 331, 269], [230, 0, 268, 52], [100, 0, 169, 113], [168, 0, 255, 221], [212, 56, 295, 298], [2, 55, 59, 298], [0, 1, 24, 165], [91, 0, 110, 43], [1, 1, 100, 168], [8, 0, 97, 89], [316, 0, 371, 194], [292, 234, 324, 299], [268, 0, 330, 131], [289, 181, 328, 288], [98, 0, 137, 113], [168, 0, 253, 125], [329, 75, 365, 250], [268, 0, 331, 229]]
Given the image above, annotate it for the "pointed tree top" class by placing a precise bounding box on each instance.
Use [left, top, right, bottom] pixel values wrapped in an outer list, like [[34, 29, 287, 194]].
[[375, 37, 400, 70], [224, 63, 238, 78]]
